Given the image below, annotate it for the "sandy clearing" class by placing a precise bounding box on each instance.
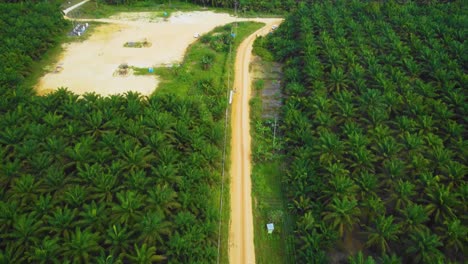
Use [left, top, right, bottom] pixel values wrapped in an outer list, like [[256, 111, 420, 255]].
[[37, 11, 260, 96], [229, 19, 283, 264]]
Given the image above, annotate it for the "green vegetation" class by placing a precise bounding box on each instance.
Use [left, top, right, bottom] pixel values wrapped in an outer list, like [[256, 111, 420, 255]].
[[0, 2, 263, 263], [147, 22, 263, 97], [70, 1, 193, 19], [70, 0, 300, 19], [97, 0, 298, 13], [262, 1, 466, 263], [249, 58, 296, 264], [0, 2, 67, 96]]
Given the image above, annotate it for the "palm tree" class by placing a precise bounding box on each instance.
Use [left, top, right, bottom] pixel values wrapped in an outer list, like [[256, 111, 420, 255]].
[[42, 112, 64, 130], [322, 197, 361, 238], [0, 126, 24, 155], [401, 132, 425, 154], [126, 169, 152, 193], [441, 160, 466, 184], [63, 227, 102, 263], [65, 136, 95, 168], [348, 251, 376, 264], [437, 219, 467, 255], [124, 91, 146, 118], [0, 243, 24, 264], [136, 212, 172, 245], [355, 171, 379, 200], [400, 204, 429, 234], [77, 201, 108, 233], [349, 146, 376, 173], [322, 174, 358, 203], [34, 194, 54, 219], [111, 191, 144, 225], [83, 110, 107, 138], [315, 131, 344, 165], [1, 159, 22, 188], [327, 66, 349, 93], [41, 165, 69, 193], [8, 213, 43, 249], [390, 180, 416, 212], [96, 253, 121, 264], [43, 136, 67, 163], [373, 136, 401, 160], [28, 152, 54, 174], [378, 253, 402, 264], [89, 170, 121, 203], [126, 243, 166, 264], [290, 195, 313, 214], [406, 229, 443, 264], [45, 206, 77, 241], [297, 229, 328, 263], [118, 141, 156, 172], [151, 163, 182, 186], [361, 196, 385, 226], [382, 158, 406, 180], [424, 183, 458, 224], [146, 184, 181, 216], [7, 174, 39, 207], [64, 185, 88, 208], [104, 224, 133, 257], [27, 236, 61, 264], [123, 119, 146, 139], [364, 215, 401, 254], [297, 211, 319, 232]]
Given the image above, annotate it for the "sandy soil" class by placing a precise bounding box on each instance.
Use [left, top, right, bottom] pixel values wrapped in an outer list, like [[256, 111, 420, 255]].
[[229, 19, 282, 264], [37, 11, 252, 96]]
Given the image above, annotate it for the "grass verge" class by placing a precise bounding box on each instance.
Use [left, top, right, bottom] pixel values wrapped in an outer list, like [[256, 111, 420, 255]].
[[250, 56, 296, 264]]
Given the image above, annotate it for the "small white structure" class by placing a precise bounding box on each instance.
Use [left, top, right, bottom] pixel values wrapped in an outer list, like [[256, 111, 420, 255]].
[[267, 223, 274, 234], [271, 25, 278, 30], [193, 33, 200, 38]]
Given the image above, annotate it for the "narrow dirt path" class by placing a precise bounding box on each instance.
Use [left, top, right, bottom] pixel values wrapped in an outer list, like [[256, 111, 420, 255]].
[[229, 20, 282, 264]]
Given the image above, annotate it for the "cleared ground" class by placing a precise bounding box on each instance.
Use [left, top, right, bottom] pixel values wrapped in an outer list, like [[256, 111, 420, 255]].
[[36, 11, 243, 96]]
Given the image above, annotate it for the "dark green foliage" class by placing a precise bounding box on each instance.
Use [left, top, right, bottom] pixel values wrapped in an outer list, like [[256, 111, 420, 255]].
[[265, 1, 466, 263], [100, 0, 301, 13], [0, 3, 251, 263]]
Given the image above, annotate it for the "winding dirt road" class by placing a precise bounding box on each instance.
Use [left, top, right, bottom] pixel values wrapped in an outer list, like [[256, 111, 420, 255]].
[[229, 20, 282, 264]]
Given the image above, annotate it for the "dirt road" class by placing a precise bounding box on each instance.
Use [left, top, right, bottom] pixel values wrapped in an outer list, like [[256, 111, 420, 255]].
[[229, 20, 282, 264]]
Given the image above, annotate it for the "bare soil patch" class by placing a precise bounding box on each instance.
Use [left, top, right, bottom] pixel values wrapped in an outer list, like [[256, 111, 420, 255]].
[[36, 11, 247, 96]]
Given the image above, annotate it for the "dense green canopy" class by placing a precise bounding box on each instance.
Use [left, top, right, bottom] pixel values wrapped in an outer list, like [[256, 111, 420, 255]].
[[0, 2, 242, 263], [264, 0, 466, 263]]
